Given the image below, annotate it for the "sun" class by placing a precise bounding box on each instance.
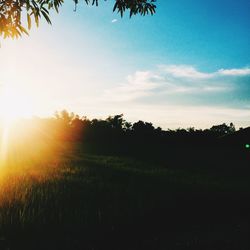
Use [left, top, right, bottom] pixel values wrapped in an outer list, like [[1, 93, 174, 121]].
[[0, 85, 34, 163], [0, 85, 34, 125]]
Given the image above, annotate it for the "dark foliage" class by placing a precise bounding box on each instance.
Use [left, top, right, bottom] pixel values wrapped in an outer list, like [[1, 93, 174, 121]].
[[0, 0, 156, 38], [7, 110, 249, 169]]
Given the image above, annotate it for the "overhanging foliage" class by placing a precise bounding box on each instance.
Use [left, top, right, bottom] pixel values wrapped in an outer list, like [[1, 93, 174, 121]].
[[0, 0, 156, 38]]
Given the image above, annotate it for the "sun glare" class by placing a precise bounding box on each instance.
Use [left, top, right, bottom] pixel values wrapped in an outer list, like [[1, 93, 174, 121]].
[[0, 85, 34, 164], [0, 85, 34, 124]]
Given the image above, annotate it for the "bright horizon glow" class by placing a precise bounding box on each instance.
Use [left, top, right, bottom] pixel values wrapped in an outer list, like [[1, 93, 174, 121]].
[[0, 85, 34, 124]]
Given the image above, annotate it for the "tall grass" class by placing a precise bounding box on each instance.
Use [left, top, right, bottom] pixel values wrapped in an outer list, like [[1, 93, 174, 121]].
[[0, 141, 249, 249]]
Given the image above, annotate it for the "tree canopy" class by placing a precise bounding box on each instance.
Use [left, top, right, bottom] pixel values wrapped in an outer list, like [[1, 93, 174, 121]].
[[0, 0, 156, 39]]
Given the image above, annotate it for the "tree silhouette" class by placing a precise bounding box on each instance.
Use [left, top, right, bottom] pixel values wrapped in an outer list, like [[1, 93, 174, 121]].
[[132, 120, 155, 135], [106, 114, 126, 130], [210, 123, 236, 136], [54, 110, 76, 125], [0, 0, 156, 38]]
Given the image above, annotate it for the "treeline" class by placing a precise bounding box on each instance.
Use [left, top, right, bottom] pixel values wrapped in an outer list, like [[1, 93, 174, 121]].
[[12, 109, 238, 140], [2, 109, 249, 168], [9, 110, 245, 150], [46, 110, 237, 138]]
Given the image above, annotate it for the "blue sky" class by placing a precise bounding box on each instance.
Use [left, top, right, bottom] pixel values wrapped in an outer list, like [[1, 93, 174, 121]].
[[0, 0, 249, 128]]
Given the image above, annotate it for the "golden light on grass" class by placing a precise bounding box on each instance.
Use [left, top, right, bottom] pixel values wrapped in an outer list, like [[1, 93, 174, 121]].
[[0, 125, 68, 206], [0, 85, 73, 211]]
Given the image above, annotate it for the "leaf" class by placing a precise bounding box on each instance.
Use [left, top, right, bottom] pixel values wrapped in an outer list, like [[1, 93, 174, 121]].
[[18, 25, 29, 36], [41, 10, 51, 24], [35, 13, 39, 27], [27, 13, 31, 30]]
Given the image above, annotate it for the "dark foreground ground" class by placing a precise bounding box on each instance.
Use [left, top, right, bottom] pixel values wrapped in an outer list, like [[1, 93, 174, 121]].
[[0, 142, 249, 250]]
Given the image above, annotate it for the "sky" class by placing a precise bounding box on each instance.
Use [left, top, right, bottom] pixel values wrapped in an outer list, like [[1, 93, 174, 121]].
[[0, 0, 250, 129]]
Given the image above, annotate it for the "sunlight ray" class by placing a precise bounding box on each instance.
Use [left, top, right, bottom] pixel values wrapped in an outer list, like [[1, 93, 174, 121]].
[[0, 120, 9, 166]]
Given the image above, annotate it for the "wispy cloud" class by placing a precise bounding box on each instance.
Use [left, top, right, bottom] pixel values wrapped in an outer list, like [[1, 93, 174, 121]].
[[218, 68, 250, 76], [103, 64, 246, 103], [160, 65, 250, 78], [111, 19, 118, 23], [160, 65, 214, 79], [104, 71, 160, 102]]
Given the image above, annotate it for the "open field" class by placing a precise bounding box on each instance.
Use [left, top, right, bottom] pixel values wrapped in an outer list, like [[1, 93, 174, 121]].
[[0, 142, 249, 250], [1, 0, 249, 249]]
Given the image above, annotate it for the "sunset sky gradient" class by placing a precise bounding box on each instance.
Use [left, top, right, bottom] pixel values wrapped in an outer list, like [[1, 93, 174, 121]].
[[0, 0, 249, 129]]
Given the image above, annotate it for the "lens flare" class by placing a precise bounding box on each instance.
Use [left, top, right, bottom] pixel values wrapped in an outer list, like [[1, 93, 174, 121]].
[[0, 85, 34, 164]]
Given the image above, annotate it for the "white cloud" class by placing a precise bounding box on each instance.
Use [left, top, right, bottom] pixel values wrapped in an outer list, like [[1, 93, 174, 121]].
[[103, 65, 237, 103], [218, 68, 250, 76], [160, 65, 250, 78], [161, 65, 214, 79], [104, 71, 160, 102], [111, 19, 118, 23]]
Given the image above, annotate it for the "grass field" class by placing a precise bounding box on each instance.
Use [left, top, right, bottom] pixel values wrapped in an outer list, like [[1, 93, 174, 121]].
[[0, 142, 249, 249]]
